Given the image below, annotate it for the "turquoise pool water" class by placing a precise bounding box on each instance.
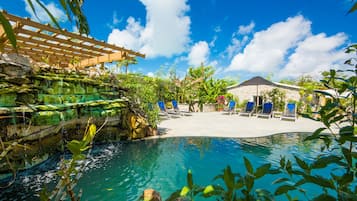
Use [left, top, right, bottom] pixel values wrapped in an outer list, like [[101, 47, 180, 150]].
[[0, 134, 337, 200]]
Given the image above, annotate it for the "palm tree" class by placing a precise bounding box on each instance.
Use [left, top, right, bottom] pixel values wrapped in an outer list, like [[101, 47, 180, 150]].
[[117, 58, 138, 74]]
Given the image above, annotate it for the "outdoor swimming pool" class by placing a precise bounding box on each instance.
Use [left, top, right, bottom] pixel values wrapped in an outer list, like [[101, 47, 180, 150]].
[[0, 133, 339, 200]]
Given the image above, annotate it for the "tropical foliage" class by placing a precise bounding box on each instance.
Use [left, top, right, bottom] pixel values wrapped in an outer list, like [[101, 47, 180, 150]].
[[262, 88, 286, 111], [117, 73, 160, 127], [166, 44, 357, 201], [40, 121, 97, 201]]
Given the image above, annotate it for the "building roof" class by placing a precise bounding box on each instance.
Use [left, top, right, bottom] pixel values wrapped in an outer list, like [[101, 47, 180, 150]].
[[0, 11, 145, 68], [227, 76, 301, 91]]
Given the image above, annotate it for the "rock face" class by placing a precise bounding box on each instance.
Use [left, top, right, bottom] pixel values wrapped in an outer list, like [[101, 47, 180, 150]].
[[0, 53, 157, 176], [122, 110, 156, 140]]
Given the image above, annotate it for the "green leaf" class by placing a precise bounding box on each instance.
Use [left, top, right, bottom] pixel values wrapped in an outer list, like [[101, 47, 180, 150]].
[[294, 179, 306, 187], [244, 175, 254, 192], [39, 186, 50, 201], [223, 166, 235, 190], [269, 168, 281, 174], [275, 185, 296, 195], [338, 135, 357, 144], [26, 0, 37, 18], [33, 0, 61, 29], [338, 172, 353, 187], [347, 2, 357, 14], [203, 185, 214, 195], [0, 12, 17, 49], [67, 140, 82, 155], [324, 109, 338, 126], [311, 155, 342, 169], [256, 188, 274, 200], [280, 157, 286, 168], [329, 114, 345, 125], [254, 163, 271, 179], [312, 194, 336, 201], [234, 178, 244, 189], [272, 177, 289, 184], [83, 124, 96, 146], [339, 126, 354, 136], [244, 157, 254, 174], [304, 127, 326, 141], [291, 170, 305, 176], [187, 169, 193, 189], [180, 186, 190, 197], [303, 175, 335, 189], [73, 153, 86, 161], [166, 190, 181, 201], [294, 156, 309, 170], [59, 0, 72, 22], [342, 147, 352, 167], [286, 160, 293, 176]]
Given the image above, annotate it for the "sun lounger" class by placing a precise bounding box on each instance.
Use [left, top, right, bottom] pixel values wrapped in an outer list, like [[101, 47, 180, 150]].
[[239, 101, 255, 117], [158, 101, 181, 118], [280, 102, 297, 121], [256, 102, 273, 118], [172, 100, 191, 116], [225, 100, 236, 115]]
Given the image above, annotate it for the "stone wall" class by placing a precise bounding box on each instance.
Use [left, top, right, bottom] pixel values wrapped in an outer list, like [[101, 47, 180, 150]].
[[0, 54, 156, 176]]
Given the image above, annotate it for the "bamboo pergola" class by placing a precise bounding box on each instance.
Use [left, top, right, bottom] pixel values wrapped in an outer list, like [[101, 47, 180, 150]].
[[0, 11, 145, 68]]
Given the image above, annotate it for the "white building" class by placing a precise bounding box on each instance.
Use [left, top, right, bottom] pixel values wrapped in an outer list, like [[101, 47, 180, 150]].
[[227, 76, 301, 106]]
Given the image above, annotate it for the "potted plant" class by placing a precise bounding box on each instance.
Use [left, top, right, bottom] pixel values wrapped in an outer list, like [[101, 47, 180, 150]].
[[216, 95, 225, 111]]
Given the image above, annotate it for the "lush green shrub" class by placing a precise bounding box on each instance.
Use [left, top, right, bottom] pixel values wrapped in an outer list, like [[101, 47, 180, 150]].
[[165, 44, 357, 201]]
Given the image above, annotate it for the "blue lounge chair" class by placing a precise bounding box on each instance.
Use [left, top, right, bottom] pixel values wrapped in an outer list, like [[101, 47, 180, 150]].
[[172, 100, 191, 116], [172, 100, 182, 115], [158, 101, 181, 118], [239, 101, 255, 117], [158, 101, 170, 118], [226, 100, 236, 115], [280, 103, 297, 121], [257, 102, 273, 118]]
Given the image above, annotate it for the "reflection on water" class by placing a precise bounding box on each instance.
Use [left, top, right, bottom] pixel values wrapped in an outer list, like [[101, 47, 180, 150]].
[[0, 133, 338, 201]]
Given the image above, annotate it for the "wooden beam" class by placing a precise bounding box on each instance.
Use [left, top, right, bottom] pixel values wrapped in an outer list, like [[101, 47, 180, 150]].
[[1, 11, 146, 68], [15, 35, 101, 58], [73, 51, 125, 68], [0, 21, 23, 45], [2, 11, 145, 58], [18, 28, 112, 55]]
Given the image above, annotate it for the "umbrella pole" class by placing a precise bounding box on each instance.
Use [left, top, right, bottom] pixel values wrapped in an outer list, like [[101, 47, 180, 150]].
[[256, 84, 258, 114]]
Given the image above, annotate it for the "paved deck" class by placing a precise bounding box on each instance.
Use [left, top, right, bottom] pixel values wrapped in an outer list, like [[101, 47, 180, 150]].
[[156, 112, 325, 138]]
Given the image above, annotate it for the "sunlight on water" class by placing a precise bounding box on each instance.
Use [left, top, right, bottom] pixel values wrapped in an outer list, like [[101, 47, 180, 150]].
[[0, 133, 339, 201]]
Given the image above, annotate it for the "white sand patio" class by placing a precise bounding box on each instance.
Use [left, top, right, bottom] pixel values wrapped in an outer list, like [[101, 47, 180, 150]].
[[156, 112, 325, 138]]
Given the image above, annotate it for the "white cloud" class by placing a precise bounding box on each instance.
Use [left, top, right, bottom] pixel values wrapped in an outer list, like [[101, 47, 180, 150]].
[[225, 15, 348, 79], [225, 36, 249, 58], [107, 0, 191, 58], [107, 11, 123, 29], [24, 0, 66, 23], [237, 21, 255, 35], [214, 26, 221, 33], [223, 22, 254, 59], [107, 17, 144, 50], [147, 72, 154, 77], [209, 35, 217, 47], [227, 15, 311, 73], [188, 41, 210, 66], [112, 11, 121, 25], [72, 25, 78, 33], [279, 33, 348, 78]]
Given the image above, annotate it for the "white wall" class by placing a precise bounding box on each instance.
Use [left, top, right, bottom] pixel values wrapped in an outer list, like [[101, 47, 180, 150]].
[[228, 85, 300, 103]]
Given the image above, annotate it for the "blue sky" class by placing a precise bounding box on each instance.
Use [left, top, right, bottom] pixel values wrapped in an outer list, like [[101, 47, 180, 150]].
[[1, 0, 356, 82]]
